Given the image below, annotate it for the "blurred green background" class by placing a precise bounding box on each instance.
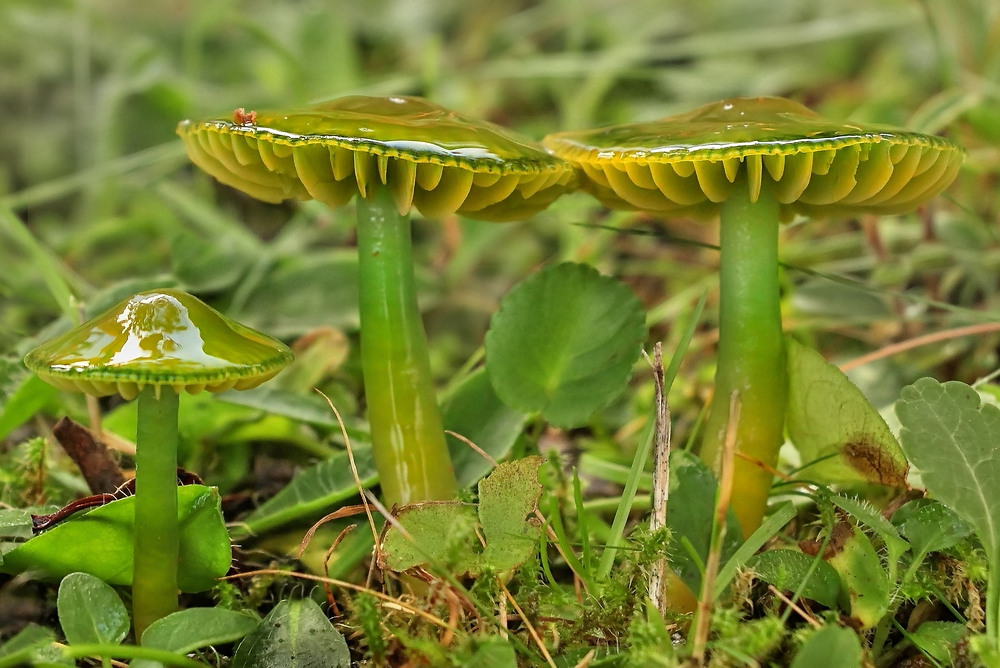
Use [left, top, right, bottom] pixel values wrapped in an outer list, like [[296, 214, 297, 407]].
[[1, 0, 997, 442]]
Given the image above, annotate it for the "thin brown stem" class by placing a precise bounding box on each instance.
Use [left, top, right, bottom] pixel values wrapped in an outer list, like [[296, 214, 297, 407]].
[[647, 343, 671, 613]]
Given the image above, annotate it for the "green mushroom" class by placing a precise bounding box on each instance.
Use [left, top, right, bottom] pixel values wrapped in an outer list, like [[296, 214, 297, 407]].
[[24, 289, 293, 638], [177, 95, 575, 508], [544, 97, 964, 537]]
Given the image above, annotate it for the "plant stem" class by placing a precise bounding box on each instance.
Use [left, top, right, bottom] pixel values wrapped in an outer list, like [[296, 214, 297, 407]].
[[648, 343, 670, 614], [698, 177, 786, 538], [132, 386, 180, 640], [355, 184, 457, 507], [989, 548, 1000, 649]]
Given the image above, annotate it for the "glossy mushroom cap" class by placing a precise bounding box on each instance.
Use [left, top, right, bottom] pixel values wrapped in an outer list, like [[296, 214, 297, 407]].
[[543, 97, 964, 219], [25, 289, 293, 400], [177, 96, 576, 221]]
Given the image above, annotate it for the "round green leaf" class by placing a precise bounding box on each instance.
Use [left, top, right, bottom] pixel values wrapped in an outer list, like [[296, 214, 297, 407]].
[[484, 262, 645, 428], [790, 625, 862, 668], [57, 572, 130, 647], [232, 599, 349, 668]]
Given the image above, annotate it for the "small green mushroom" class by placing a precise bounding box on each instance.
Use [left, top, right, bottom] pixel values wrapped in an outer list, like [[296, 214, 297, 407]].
[[177, 95, 575, 507], [24, 289, 292, 638], [544, 97, 964, 536]]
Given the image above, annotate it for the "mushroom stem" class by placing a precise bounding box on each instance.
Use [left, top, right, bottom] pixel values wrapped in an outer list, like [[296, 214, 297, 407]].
[[131, 386, 180, 639], [355, 184, 458, 507], [698, 176, 786, 538]]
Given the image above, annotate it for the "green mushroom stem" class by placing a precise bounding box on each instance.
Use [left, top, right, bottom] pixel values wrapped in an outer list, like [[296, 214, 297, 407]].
[[178, 97, 575, 508], [544, 97, 963, 540], [697, 176, 786, 538], [131, 386, 181, 639], [355, 184, 458, 507]]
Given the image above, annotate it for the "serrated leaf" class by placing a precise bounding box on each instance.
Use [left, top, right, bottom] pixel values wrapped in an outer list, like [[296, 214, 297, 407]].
[[477, 456, 544, 572], [894, 499, 972, 557], [378, 502, 480, 573], [379, 457, 543, 575], [484, 263, 645, 428], [1, 485, 230, 592], [790, 625, 862, 668], [57, 572, 129, 646], [231, 598, 349, 668], [897, 378, 1000, 557], [786, 339, 908, 487], [747, 549, 842, 608]]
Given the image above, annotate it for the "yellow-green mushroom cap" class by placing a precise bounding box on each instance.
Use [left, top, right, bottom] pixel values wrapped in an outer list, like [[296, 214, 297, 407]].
[[24, 289, 293, 400], [177, 95, 576, 221], [543, 96, 964, 220]]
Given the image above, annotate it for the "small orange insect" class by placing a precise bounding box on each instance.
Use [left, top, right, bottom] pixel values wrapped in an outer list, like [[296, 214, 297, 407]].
[[233, 108, 257, 126]]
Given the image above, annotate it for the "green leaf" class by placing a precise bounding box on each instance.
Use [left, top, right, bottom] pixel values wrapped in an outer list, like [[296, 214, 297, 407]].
[[477, 456, 545, 572], [831, 495, 908, 563], [234, 251, 360, 338], [1, 485, 231, 592], [378, 502, 479, 574], [747, 549, 842, 608], [442, 368, 529, 487], [456, 637, 518, 667], [0, 508, 34, 539], [56, 572, 129, 646], [894, 499, 972, 556], [714, 502, 797, 600], [907, 621, 965, 664], [236, 444, 377, 538], [484, 262, 645, 428], [897, 378, 1000, 556], [218, 385, 350, 428], [0, 205, 76, 322], [170, 227, 255, 292], [231, 599, 350, 668], [0, 373, 58, 442], [825, 521, 891, 629], [133, 608, 259, 668], [791, 280, 891, 319], [786, 339, 908, 487], [667, 451, 743, 595], [790, 625, 862, 668], [379, 457, 543, 575], [0, 624, 72, 667]]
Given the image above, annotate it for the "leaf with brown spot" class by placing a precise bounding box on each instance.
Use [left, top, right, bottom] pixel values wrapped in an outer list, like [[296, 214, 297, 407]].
[[786, 338, 909, 487], [825, 519, 891, 630]]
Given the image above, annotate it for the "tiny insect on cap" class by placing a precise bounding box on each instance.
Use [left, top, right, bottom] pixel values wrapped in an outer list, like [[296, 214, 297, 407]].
[[24, 289, 293, 400], [543, 96, 964, 220], [177, 95, 577, 221]]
